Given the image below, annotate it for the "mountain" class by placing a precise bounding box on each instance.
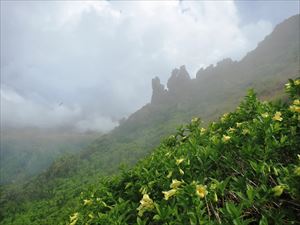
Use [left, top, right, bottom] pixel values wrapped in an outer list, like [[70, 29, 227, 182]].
[[0, 14, 299, 225]]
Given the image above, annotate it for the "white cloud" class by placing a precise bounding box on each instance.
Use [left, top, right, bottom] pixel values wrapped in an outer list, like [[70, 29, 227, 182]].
[[0, 85, 117, 132], [75, 115, 118, 133], [1, 85, 81, 128], [1, 0, 275, 131]]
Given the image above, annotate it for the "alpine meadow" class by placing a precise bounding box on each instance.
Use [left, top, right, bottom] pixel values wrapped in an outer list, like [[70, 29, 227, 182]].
[[0, 2, 299, 225]]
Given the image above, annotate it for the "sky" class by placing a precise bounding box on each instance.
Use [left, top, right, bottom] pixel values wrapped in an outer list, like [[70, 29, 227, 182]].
[[1, 0, 299, 132]]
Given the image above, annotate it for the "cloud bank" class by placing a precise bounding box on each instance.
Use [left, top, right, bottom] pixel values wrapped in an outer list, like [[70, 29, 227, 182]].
[[1, 0, 293, 132]]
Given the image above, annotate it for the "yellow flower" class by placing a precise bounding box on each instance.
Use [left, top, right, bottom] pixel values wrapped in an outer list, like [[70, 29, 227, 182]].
[[293, 99, 300, 105], [191, 117, 199, 123], [222, 135, 231, 143], [162, 189, 177, 200], [179, 168, 184, 175], [139, 194, 154, 207], [242, 129, 250, 135], [272, 185, 284, 197], [290, 105, 300, 113], [83, 199, 92, 206], [295, 79, 300, 85], [70, 219, 78, 225], [137, 194, 154, 217], [285, 83, 291, 89], [200, 127, 206, 135], [228, 127, 236, 133], [272, 111, 283, 121], [176, 158, 184, 165], [170, 179, 183, 189], [69, 212, 79, 225], [236, 122, 243, 128], [221, 113, 229, 122], [294, 167, 300, 176], [70, 212, 79, 221], [167, 171, 173, 178], [261, 112, 269, 118], [196, 185, 208, 198]]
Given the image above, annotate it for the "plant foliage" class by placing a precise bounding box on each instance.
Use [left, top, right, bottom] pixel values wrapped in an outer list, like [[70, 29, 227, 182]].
[[67, 79, 300, 224]]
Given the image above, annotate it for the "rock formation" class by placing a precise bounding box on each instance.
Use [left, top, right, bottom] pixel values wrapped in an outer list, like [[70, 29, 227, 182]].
[[167, 65, 191, 93], [151, 76, 167, 104]]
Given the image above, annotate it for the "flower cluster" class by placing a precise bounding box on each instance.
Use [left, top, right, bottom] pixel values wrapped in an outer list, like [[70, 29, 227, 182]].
[[69, 212, 79, 225], [137, 194, 155, 217], [272, 111, 283, 121], [222, 135, 231, 143], [162, 179, 184, 201], [290, 99, 300, 113]]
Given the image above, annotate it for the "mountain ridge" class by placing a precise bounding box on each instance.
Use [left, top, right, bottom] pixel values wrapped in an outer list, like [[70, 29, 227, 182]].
[[122, 14, 299, 138], [150, 14, 299, 106]]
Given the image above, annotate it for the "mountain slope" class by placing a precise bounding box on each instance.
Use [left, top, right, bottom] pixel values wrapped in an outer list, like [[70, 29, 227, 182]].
[[0, 14, 299, 225], [70, 78, 300, 224]]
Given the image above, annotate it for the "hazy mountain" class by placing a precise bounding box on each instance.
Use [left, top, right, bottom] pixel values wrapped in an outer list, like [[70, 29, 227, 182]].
[[116, 14, 299, 149], [0, 128, 100, 184], [0, 14, 299, 225]]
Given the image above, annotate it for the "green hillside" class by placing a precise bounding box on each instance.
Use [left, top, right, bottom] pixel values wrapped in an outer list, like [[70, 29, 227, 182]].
[[69, 78, 300, 224], [0, 15, 299, 225]]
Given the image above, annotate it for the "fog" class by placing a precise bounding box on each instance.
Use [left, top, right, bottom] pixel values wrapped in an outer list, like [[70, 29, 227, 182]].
[[1, 1, 298, 132]]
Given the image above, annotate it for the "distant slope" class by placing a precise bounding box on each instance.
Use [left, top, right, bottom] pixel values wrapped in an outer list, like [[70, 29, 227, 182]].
[[0, 14, 299, 225], [0, 129, 99, 184]]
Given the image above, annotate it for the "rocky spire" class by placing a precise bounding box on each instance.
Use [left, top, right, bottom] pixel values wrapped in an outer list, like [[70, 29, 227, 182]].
[[167, 65, 191, 93], [151, 76, 167, 104]]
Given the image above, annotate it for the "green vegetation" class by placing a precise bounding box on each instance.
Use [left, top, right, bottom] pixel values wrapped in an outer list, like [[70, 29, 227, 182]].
[[69, 79, 300, 224], [1, 83, 299, 225], [2, 79, 298, 225], [0, 15, 298, 224]]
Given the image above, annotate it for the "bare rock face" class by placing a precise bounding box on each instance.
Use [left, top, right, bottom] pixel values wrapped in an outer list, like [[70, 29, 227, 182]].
[[196, 58, 234, 79], [167, 65, 191, 93], [151, 76, 167, 104], [150, 65, 191, 104]]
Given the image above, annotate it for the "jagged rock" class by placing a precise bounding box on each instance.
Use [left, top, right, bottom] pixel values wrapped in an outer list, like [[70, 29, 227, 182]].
[[196, 64, 214, 79], [150, 66, 192, 104], [196, 59, 234, 79], [216, 58, 234, 67], [151, 76, 167, 104], [167, 65, 191, 92]]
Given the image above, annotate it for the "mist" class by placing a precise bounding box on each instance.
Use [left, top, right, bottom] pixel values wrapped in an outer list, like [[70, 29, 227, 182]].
[[1, 1, 298, 132]]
